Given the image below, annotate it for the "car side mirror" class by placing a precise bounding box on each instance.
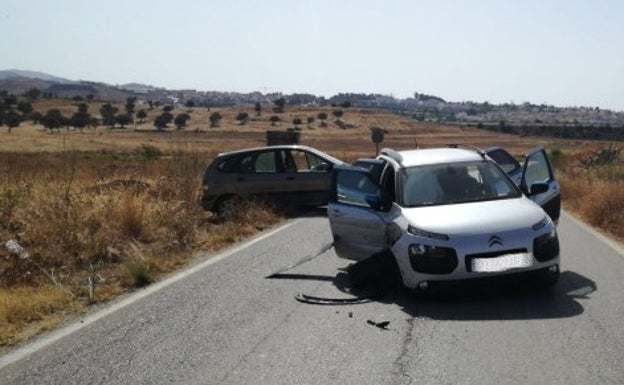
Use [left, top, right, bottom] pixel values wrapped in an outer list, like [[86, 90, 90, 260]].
[[365, 194, 392, 212], [527, 182, 549, 196]]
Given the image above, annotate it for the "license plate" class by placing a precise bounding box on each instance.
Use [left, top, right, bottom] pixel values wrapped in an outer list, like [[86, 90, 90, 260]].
[[471, 253, 532, 273]]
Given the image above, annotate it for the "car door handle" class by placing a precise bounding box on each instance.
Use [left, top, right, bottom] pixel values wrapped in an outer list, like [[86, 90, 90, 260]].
[[331, 209, 345, 217]]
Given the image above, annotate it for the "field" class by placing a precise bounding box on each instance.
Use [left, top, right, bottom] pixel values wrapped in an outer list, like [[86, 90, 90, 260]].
[[1, 100, 622, 346]]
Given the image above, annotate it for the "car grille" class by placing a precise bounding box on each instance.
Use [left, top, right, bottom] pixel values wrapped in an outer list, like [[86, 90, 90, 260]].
[[465, 249, 528, 272]]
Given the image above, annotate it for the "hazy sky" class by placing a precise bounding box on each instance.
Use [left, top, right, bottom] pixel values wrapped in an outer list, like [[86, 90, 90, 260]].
[[2, 0, 623, 110]]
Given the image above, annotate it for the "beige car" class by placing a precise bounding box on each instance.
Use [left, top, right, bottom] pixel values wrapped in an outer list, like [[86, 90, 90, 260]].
[[201, 145, 344, 214]]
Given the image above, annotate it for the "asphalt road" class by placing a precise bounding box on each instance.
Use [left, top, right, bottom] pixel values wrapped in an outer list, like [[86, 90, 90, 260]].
[[1, 210, 623, 385]]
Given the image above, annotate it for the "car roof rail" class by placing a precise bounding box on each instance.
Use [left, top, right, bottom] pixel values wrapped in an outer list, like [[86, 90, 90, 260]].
[[379, 148, 403, 163], [447, 144, 487, 159]]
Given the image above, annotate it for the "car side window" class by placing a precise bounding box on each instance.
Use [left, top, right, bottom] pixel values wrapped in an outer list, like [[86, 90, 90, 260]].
[[305, 152, 330, 172], [336, 169, 380, 207], [254, 151, 277, 173], [238, 154, 255, 173], [487, 148, 521, 175], [524, 151, 552, 186]]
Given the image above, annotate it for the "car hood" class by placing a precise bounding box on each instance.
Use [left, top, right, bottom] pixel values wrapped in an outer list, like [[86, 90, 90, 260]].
[[401, 197, 546, 235]]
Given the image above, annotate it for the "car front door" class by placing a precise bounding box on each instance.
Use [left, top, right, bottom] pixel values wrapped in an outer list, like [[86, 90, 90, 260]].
[[521, 146, 561, 222], [327, 166, 388, 261]]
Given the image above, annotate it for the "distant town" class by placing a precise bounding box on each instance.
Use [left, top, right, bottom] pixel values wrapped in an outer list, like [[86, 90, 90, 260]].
[[2, 69, 624, 141]]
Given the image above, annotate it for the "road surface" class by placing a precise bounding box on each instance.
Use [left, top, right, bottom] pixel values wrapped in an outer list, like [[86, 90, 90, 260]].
[[0, 211, 623, 384]]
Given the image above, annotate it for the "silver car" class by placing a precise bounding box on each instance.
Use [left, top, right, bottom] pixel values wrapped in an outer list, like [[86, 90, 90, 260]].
[[201, 145, 344, 214], [328, 145, 560, 291]]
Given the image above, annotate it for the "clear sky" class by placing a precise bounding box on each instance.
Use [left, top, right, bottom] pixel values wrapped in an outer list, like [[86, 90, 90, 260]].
[[2, 0, 623, 110]]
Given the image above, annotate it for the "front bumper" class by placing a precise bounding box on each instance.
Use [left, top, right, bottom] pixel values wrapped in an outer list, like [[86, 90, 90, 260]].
[[392, 229, 560, 290]]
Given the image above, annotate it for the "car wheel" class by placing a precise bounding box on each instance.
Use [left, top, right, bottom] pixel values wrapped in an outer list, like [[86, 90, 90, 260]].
[[214, 195, 243, 218]]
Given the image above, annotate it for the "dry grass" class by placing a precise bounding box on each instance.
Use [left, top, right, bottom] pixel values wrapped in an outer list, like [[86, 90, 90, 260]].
[[0, 149, 282, 346], [558, 151, 624, 238], [1, 101, 622, 347]]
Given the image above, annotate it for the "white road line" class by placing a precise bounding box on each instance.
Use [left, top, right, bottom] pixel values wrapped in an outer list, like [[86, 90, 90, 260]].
[[0, 219, 301, 369]]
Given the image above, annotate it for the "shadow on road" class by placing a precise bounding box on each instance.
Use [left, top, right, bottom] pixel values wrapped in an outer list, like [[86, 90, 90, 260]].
[[351, 254, 596, 320], [271, 252, 596, 321]]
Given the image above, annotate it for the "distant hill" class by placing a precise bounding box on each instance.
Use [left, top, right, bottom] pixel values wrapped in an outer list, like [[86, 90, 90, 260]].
[[0, 69, 73, 83], [0, 69, 137, 102], [1, 68, 623, 126]]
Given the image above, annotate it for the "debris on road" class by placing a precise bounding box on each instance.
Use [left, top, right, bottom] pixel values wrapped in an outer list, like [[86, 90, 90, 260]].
[[366, 320, 390, 330], [294, 292, 372, 305]]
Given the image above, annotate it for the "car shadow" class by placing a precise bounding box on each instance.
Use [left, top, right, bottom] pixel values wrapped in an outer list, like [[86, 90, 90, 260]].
[[272, 254, 595, 321], [338, 255, 595, 320]]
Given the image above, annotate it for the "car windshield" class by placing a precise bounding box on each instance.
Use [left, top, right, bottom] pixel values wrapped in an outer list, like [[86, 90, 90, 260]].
[[399, 160, 522, 207]]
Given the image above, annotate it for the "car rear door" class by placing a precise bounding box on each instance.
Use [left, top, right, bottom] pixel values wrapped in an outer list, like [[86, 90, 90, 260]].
[[327, 165, 388, 261], [280, 149, 334, 205], [521, 145, 561, 222]]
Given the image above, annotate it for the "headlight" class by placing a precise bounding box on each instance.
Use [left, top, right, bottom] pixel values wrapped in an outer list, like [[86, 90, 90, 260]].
[[407, 225, 449, 241], [533, 229, 559, 262], [532, 216, 552, 231]]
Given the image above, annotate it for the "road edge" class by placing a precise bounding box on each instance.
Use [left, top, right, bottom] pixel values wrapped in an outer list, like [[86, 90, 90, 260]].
[[0, 219, 301, 370]]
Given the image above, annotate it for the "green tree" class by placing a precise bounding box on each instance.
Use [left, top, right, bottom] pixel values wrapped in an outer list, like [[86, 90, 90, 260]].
[[154, 114, 169, 130], [209, 112, 222, 127], [136, 109, 147, 123], [70, 111, 91, 131], [236, 112, 249, 125], [30, 111, 42, 124], [317, 112, 328, 127], [269, 115, 281, 126], [25, 87, 41, 101], [332, 109, 344, 119], [125, 97, 137, 115], [4, 110, 21, 133], [17, 101, 33, 116], [185, 100, 195, 109], [100, 104, 118, 129], [254, 102, 262, 116], [4, 95, 17, 107], [40, 109, 64, 132], [273, 97, 286, 113], [174, 113, 191, 129], [163, 105, 173, 113], [116, 113, 132, 129], [292, 117, 302, 129], [77, 103, 89, 113]]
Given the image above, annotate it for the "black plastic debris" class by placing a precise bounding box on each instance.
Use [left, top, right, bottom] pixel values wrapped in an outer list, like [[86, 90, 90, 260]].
[[366, 320, 390, 330], [294, 293, 372, 305]]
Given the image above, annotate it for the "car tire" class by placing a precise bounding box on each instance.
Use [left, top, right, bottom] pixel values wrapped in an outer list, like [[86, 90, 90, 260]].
[[214, 195, 242, 218]]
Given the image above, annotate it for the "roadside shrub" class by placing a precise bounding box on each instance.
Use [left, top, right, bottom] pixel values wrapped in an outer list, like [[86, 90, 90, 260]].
[[126, 262, 155, 288], [134, 144, 163, 160]]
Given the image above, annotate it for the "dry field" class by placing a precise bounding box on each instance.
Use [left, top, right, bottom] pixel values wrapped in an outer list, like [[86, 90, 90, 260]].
[[0, 100, 621, 346]]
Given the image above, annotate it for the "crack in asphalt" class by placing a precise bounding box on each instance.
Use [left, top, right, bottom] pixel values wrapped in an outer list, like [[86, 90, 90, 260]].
[[392, 317, 417, 385]]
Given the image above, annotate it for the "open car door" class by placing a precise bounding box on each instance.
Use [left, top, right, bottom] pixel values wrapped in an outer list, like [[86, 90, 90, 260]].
[[487, 145, 560, 222], [521, 146, 561, 222], [327, 165, 388, 261]]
